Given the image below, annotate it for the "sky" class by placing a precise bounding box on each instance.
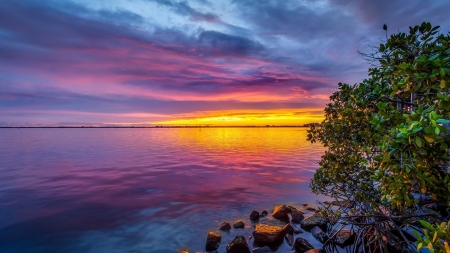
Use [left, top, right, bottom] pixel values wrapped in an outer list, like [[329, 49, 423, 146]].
[[1, 0, 450, 126]]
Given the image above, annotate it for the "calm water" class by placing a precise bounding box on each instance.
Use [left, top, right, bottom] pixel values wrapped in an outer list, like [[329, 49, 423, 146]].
[[0, 128, 327, 253]]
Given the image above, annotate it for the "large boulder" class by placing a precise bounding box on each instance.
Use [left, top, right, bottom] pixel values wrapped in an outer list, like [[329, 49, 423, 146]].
[[227, 235, 251, 253], [282, 223, 294, 235], [272, 204, 291, 219], [310, 226, 328, 244], [233, 220, 245, 229], [333, 230, 355, 247], [252, 224, 284, 244], [250, 210, 260, 221], [294, 237, 314, 253], [219, 221, 232, 231], [300, 213, 327, 231], [206, 232, 221, 251]]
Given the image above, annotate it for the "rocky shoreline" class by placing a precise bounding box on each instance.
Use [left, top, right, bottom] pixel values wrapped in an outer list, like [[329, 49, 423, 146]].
[[179, 203, 355, 253]]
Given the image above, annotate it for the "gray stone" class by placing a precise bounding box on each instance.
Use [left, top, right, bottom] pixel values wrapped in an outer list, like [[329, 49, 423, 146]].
[[227, 235, 251, 253], [300, 213, 327, 231], [233, 220, 245, 229], [252, 224, 284, 244], [289, 207, 305, 223], [205, 232, 221, 251], [294, 237, 314, 253], [219, 221, 232, 231]]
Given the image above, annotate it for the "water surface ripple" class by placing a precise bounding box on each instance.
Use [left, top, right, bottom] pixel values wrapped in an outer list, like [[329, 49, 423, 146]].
[[0, 128, 326, 252]]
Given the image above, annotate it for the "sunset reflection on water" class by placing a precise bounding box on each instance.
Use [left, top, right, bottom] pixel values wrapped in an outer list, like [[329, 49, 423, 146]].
[[0, 128, 326, 252]]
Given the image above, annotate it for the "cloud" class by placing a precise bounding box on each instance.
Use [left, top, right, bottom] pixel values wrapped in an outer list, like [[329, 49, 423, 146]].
[[151, 0, 220, 22]]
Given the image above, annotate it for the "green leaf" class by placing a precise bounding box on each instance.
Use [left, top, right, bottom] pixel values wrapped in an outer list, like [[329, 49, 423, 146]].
[[441, 80, 447, 89], [435, 127, 441, 135], [415, 136, 423, 147], [429, 54, 440, 61], [420, 220, 434, 230], [398, 63, 409, 69]]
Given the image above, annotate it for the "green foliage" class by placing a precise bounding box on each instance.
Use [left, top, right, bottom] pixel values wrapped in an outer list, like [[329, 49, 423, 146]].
[[307, 22, 450, 210], [412, 220, 450, 253]]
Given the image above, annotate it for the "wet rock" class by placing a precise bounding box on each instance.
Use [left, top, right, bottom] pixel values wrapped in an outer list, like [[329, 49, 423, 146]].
[[272, 204, 291, 219], [282, 223, 294, 235], [285, 234, 294, 247], [305, 207, 317, 212], [206, 232, 222, 251], [252, 224, 284, 244], [250, 210, 260, 221], [310, 226, 328, 244], [248, 235, 252, 241], [227, 235, 251, 253], [294, 237, 314, 253], [302, 203, 308, 207], [219, 221, 232, 231], [260, 210, 268, 217], [289, 207, 305, 223], [233, 220, 245, 229], [300, 213, 327, 231], [333, 230, 355, 247], [252, 246, 272, 253], [305, 249, 325, 253], [290, 222, 303, 234], [179, 249, 189, 253]]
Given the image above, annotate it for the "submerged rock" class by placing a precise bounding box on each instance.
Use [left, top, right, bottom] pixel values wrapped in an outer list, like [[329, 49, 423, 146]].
[[285, 233, 294, 247], [272, 204, 291, 219], [227, 235, 251, 253], [331, 200, 354, 208], [305, 207, 317, 212], [253, 224, 284, 244], [294, 237, 314, 253], [205, 232, 221, 251], [250, 210, 260, 221], [252, 246, 272, 253], [233, 220, 245, 229], [300, 213, 327, 231], [333, 229, 355, 247], [219, 221, 232, 231], [310, 226, 328, 244], [260, 210, 268, 217]]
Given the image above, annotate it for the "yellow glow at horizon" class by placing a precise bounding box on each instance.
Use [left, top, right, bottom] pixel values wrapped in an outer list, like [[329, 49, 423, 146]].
[[152, 109, 324, 126]]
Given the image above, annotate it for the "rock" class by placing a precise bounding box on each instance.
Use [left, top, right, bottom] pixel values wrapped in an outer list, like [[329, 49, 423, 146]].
[[282, 223, 294, 235], [219, 221, 232, 231], [289, 207, 305, 223], [205, 232, 221, 251], [260, 210, 268, 217], [294, 237, 314, 253], [285, 234, 294, 247], [305, 207, 316, 212], [305, 249, 325, 253], [250, 210, 260, 221], [252, 224, 285, 244], [226, 235, 251, 253], [302, 203, 308, 207], [252, 246, 272, 253], [310, 226, 328, 244], [248, 235, 252, 241], [333, 229, 355, 247], [233, 220, 245, 229], [179, 249, 189, 253], [300, 213, 327, 231], [272, 204, 291, 219], [290, 222, 303, 234]]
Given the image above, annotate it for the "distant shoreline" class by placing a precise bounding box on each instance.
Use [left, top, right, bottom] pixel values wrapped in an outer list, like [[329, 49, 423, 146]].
[[0, 125, 315, 129]]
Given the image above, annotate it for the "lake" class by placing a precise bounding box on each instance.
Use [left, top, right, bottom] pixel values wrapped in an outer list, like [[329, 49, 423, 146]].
[[0, 128, 327, 253]]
